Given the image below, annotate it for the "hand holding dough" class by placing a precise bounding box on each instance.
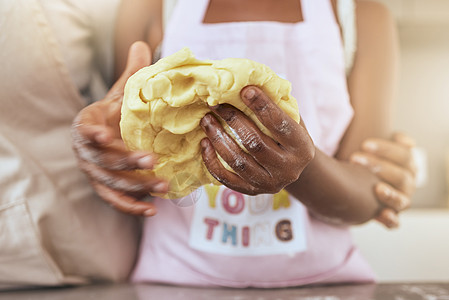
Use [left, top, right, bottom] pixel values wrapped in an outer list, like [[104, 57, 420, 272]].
[[120, 48, 300, 198]]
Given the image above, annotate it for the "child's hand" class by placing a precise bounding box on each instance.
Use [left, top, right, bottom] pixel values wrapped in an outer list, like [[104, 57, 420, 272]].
[[71, 42, 168, 217], [350, 133, 416, 228], [200, 86, 315, 195]]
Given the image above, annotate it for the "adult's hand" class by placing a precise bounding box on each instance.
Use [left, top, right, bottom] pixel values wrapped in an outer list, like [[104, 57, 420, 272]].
[[200, 86, 315, 195], [350, 133, 416, 228], [71, 41, 168, 217]]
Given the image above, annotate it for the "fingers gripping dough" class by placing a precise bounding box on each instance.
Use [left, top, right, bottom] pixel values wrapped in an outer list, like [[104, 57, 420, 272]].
[[120, 48, 299, 199]]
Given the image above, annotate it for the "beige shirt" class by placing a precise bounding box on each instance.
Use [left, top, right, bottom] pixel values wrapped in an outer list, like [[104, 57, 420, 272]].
[[0, 0, 140, 289]]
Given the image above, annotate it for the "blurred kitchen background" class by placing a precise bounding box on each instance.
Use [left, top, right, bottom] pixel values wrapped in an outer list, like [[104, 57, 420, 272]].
[[374, 0, 449, 208], [351, 0, 449, 283]]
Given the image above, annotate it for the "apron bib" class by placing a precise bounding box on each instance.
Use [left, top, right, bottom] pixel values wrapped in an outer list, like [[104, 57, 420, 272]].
[[133, 0, 374, 288]]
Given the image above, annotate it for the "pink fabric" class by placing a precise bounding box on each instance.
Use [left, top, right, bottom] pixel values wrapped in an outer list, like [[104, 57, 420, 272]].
[[132, 0, 375, 288]]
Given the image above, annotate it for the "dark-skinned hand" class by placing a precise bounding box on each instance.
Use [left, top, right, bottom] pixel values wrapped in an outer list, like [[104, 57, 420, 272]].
[[350, 133, 417, 228], [200, 86, 315, 195]]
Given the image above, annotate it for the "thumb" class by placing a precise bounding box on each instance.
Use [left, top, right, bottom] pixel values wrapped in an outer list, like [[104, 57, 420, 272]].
[[108, 41, 152, 99]]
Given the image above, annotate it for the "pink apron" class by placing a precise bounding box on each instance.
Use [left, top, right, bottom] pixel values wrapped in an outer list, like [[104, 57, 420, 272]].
[[132, 0, 375, 288]]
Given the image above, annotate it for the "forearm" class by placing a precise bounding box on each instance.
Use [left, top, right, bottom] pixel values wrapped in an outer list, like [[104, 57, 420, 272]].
[[114, 0, 162, 80], [287, 1, 399, 225], [286, 148, 382, 225]]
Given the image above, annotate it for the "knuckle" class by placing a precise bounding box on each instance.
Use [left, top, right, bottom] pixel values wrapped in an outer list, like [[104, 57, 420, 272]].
[[77, 146, 101, 166], [378, 182, 409, 212], [369, 161, 383, 174], [253, 101, 269, 113], [376, 182, 393, 203], [231, 158, 247, 172], [376, 146, 390, 158], [388, 193, 403, 210], [380, 209, 399, 228], [402, 197, 411, 210], [209, 133, 223, 145], [247, 89, 269, 112], [242, 133, 264, 153], [381, 188, 394, 203], [127, 181, 148, 194], [108, 157, 131, 171], [222, 108, 238, 123], [201, 139, 215, 158], [208, 128, 225, 145], [71, 125, 88, 147], [248, 141, 264, 153], [86, 164, 133, 194], [275, 119, 292, 136]]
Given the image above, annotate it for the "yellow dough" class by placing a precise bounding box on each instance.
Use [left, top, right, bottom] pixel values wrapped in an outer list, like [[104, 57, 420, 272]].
[[120, 48, 299, 199]]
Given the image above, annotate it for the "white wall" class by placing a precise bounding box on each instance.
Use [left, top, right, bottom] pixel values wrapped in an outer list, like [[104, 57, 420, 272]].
[[371, 0, 449, 208], [396, 23, 449, 208], [349, 0, 449, 283], [352, 210, 449, 282], [373, 0, 449, 24]]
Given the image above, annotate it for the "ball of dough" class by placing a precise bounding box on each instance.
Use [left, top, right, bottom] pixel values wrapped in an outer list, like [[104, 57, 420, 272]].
[[120, 48, 299, 199]]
